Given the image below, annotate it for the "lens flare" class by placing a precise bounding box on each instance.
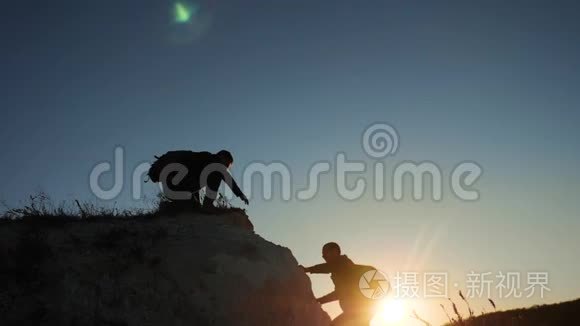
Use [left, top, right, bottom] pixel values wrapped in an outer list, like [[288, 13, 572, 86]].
[[173, 1, 196, 24], [168, 1, 212, 44]]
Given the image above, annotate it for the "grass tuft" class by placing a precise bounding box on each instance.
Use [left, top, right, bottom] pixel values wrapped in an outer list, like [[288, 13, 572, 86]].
[[0, 192, 245, 224]]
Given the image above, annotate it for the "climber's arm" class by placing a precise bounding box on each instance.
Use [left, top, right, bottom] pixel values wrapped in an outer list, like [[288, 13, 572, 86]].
[[229, 177, 249, 205], [316, 291, 338, 304], [220, 167, 249, 205], [304, 262, 333, 274]]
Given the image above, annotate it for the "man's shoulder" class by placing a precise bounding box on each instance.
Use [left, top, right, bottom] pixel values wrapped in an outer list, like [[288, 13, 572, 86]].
[[165, 150, 212, 159], [351, 264, 376, 274], [339, 255, 355, 265], [195, 151, 214, 158], [340, 257, 377, 274], [157, 151, 217, 168]]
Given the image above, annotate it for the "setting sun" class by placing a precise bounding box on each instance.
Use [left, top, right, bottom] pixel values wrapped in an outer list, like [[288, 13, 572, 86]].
[[371, 299, 407, 325]]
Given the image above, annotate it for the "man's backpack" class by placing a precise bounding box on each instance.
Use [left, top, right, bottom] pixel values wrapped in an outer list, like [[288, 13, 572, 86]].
[[147, 151, 193, 183]]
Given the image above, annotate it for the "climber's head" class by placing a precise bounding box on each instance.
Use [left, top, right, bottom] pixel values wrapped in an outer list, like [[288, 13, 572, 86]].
[[216, 150, 234, 169], [322, 242, 341, 263]]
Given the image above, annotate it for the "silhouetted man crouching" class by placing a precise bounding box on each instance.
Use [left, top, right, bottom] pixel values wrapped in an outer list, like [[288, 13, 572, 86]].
[[148, 150, 249, 207]]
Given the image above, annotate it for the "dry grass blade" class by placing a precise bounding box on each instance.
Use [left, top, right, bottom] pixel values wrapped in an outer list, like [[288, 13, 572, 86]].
[[411, 309, 432, 326], [449, 297, 465, 325], [459, 290, 474, 318], [441, 303, 454, 325], [488, 298, 497, 311]]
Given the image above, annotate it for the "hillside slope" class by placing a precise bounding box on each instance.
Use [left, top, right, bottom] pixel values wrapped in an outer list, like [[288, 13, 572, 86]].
[[0, 210, 330, 326], [449, 298, 580, 326]]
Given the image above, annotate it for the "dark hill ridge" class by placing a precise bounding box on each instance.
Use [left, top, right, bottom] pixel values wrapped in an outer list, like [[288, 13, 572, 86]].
[[0, 210, 330, 326], [447, 298, 580, 326]]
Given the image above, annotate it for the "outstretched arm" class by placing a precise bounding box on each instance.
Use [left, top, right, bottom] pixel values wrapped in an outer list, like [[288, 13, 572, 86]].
[[230, 177, 248, 204], [317, 291, 338, 304], [221, 168, 249, 204], [304, 263, 333, 274]]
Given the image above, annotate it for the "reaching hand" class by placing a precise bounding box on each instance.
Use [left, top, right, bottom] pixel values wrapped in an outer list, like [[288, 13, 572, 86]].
[[240, 194, 249, 205]]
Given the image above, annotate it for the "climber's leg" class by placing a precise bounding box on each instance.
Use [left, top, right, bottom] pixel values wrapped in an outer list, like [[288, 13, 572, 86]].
[[331, 312, 372, 326], [330, 313, 348, 326], [202, 172, 222, 208]]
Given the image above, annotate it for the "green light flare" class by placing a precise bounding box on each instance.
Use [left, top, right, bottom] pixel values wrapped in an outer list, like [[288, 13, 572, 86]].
[[173, 2, 196, 24]]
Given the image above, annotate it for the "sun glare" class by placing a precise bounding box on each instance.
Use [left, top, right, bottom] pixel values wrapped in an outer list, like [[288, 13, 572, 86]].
[[371, 299, 407, 325]]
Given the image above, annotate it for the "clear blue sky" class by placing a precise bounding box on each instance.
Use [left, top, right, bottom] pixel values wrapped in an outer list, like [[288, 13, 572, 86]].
[[1, 1, 579, 324]]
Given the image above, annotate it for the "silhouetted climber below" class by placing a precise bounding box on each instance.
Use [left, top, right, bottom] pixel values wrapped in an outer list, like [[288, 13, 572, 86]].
[[147, 150, 249, 207], [301, 242, 380, 326]]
